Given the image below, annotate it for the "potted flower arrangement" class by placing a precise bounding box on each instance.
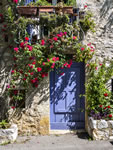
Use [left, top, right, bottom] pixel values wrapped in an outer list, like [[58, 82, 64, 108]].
[[17, 0, 77, 16], [0, 120, 18, 144], [85, 59, 113, 140]]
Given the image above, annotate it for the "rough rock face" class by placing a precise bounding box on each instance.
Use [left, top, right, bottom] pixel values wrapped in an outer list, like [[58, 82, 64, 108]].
[[0, 124, 18, 144], [88, 117, 113, 140], [83, 0, 113, 60]]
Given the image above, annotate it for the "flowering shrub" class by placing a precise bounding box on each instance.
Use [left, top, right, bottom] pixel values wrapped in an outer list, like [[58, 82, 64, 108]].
[[86, 60, 113, 120], [7, 32, 94, 95], [3, 0, 95, 110]]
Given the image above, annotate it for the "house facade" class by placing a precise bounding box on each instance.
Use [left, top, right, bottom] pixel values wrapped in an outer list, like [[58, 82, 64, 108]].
[[0, 0, 113, 135]]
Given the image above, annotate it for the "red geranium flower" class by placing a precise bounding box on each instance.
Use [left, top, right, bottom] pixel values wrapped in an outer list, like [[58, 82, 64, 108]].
[[99, 105, 102, 108], [37, 67, 42, 72], [52, 57, 56, 61], [42, 62, 45, 66], [56, 57, 59, 61], [11, 106, 15, 109], [14, 47, 19, 52], [57, 34, 62, 37], [23, 78, 26, 81], [60, 72, 64, 76], [104, 93, 108, 97], [53, 37, 58, 41], [51, 65, 55, 69], [107, 106, 111, 108], [25, 37, 29, 41], [31, 79, 36, 84], [11, 70, 15, 74], [30, 72, 34, 75], [20, 42, 25, 49], [108, 114, 112, 118], [41, 39, 45, 45], [13, 0, 18, 4], [84, 5, 87, 8], [41, 73, 45, 78], [63, 32, 67, 35], [47, 58, 50, 62], [81, 47, 85, 51], [32, 61, 36, 65], [67, 64, 71, 68]]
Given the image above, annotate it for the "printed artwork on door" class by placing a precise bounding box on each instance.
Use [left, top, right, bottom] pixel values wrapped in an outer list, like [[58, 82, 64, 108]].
[[50, 62, 85, 130]]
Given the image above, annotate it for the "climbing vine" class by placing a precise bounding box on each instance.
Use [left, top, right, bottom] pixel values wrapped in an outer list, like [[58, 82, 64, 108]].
[[1, 0, 96, 109]]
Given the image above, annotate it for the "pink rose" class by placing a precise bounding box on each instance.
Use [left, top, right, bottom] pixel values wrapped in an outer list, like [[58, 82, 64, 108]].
[[14, 47, 19, 52], [37, 67, 42, 72], [53, 37, 58, 41]]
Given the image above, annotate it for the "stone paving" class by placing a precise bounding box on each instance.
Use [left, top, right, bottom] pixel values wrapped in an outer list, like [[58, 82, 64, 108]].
[[0, 133, 113, 150]]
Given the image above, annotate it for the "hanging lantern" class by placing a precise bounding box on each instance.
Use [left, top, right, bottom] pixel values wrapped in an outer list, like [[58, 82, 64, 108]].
[[0, 14, 4, 23]]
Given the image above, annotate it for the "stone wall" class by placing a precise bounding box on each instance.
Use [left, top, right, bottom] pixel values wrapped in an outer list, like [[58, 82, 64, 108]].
[[0, 0, 12, 120], [88, 117, 113, 140], [83, 0, 113, 60], [8, 76, 50, 135]]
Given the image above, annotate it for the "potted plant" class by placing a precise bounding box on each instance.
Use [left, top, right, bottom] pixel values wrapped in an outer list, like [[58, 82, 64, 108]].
[[0, 120, 18, 144], [85, 59, 113, 140], [17, 6, 38, 16]]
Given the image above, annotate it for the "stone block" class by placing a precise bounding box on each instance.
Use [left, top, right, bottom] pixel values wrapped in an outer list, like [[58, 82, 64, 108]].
[[97, 120, 108, 129], [108, 121, 113, 128], [109, 136, 113, 140], [0, 124, 18, 144], [93, 129, 109, 140], [88, 117, 97, 129], [39, 117, 49, 135]]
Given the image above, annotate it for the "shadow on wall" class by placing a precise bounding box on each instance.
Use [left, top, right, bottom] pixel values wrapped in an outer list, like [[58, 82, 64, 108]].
[[26, 76, 50, 107], [0, 45, 13, 121], [100, 0, 113, 32]]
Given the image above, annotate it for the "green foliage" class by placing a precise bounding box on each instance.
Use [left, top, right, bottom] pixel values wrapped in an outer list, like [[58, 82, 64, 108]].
[[39, 13, 69, 31], [27, 0, 51, 6], [85, 59, 113, 116], [65, 0, 76, 6], [0, 120, 9, 129], [80, 11, 96, 33]]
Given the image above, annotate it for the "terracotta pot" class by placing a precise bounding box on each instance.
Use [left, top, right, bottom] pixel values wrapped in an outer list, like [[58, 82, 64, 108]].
[[17, 6, 38, 16], [38, 6, 55, 14], [55, 6, 73, 14]]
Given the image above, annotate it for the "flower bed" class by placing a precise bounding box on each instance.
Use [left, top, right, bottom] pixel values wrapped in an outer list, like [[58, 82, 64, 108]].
[[88, 117, 113, 140]]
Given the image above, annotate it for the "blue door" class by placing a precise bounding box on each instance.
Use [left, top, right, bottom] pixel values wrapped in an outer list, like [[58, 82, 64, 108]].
[[50, 62, 85, 130]]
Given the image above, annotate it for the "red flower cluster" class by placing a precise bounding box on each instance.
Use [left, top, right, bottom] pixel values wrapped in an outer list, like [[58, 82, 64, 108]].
[[41, 40, 45, 45], [104, 93, 108, 97], [109, 114, 112, 118], [13, 0, 18, 4]]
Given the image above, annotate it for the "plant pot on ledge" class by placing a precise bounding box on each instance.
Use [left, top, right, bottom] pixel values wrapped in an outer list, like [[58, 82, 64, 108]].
[[0, 124, 18, 144], [55, 6, 73, 14], [17, 6, 38, 16], [38, 6, 55, 15]]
